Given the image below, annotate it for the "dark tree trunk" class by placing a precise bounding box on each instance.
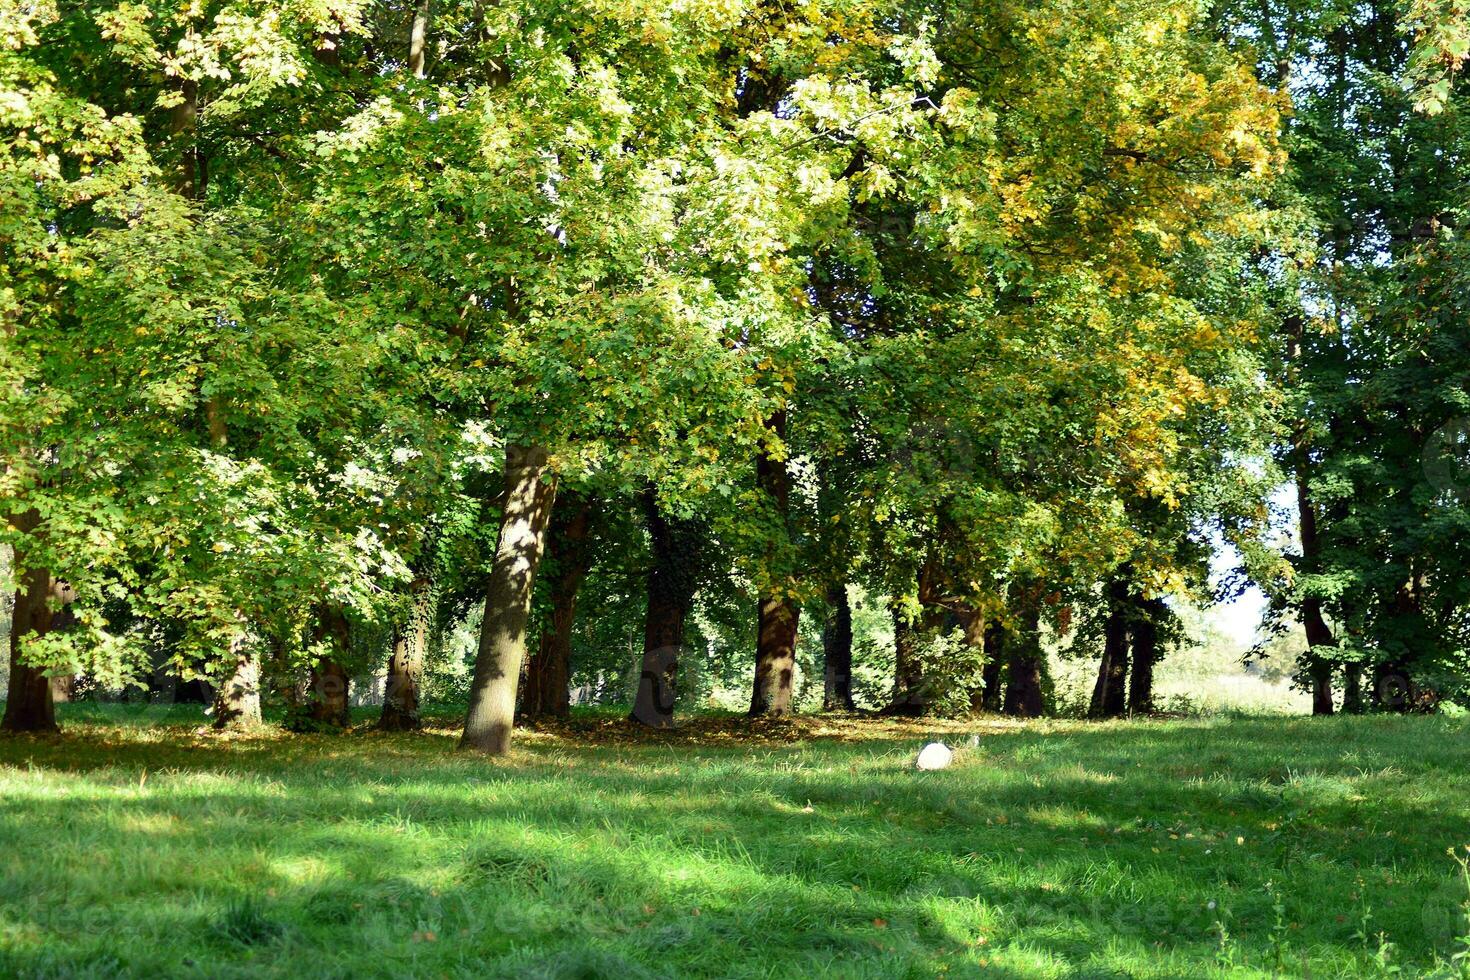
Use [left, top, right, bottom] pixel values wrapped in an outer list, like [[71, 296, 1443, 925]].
[[1308, 658, 1335, 716], [301, 607, 352, 729], [379, 580, 435, 731], [1292, 406, 1337, 716], [212, 637, 261, 731], [632, 491, 702, 728], [821, 583, 854, 711], [979, 619, 1006, 713], [883, 604, 927, 716], [1003, 597, 1046, 718], [1302, 587, 1336, 715], [1128, 597, 1164, 716], [523, 495, 594, 720], [173, 678, 211, 704], [1342, 662, 1365, 714], [1371, 660, 1415, 713], [750, 411, 800, 718], [2, 511, 58, 735], [461, 444, 556, 755], [1089, 579, 1130, 719]]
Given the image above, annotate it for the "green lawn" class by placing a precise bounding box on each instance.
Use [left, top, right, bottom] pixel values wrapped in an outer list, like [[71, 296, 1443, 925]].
[[1, 709, 1468, 978]]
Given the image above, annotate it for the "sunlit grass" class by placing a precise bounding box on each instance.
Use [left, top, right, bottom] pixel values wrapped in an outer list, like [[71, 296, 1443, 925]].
[[1, 709, 1467, 977]]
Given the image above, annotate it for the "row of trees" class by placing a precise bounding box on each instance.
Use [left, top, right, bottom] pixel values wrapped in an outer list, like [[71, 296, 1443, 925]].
[[3, 0, 1466, 752]]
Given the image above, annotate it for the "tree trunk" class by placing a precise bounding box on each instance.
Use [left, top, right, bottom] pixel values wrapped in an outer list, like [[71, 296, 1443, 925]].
[[1128, 597, 1163, 716], [212, 636, 261, 731], [821, 583, 854, 711], [48, 674, 73, 703], [1371, 660, 1415, 713], [884, 605, 924, 715], [1002, 596, 1046, 718], [631, 491, 702, 728], [523, 494, 594, 720], [407, 0, 431, 78], [2, 510, 58, 735], [379, 580, 435, 731], [978, 619, 1006, 712], [1089, 579, 1130, 719], [750, 411, 800, 718], [460, 444, 556, 755], [1308, 658, 1334, 716], [749, 594, 800, 716], [1342, 662, 1365, 714], [1291, 394, 1338, 716], [301, 607, 352, 729], [955, 604, 988, 713], [173, 678, 211, 704]]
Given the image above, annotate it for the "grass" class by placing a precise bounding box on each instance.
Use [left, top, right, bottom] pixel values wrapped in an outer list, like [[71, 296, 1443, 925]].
[[0, 707, 1468, 978]]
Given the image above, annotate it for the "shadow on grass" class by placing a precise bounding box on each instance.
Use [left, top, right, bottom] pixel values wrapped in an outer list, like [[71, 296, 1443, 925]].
[[0, 711, 1466, 977]]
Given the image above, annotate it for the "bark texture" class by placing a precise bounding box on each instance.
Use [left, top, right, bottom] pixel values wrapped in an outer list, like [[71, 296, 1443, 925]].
[[749, 594, 799, 716], [460, 444, 556, 755], [212, 636, 261, 731], [2, 510, 58, 735]]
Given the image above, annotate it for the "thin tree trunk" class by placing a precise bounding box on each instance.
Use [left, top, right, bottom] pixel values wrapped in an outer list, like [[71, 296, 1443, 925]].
[[750, 411, 799, 717], [2, 511, 59, 734], [523, 494, 594, 720], [372, 0, 438, 732], [212, 636, 261, 731], [822, 583, 854, 711], [978, 619, 1005, 712], [407, 0, 431, 79], [631, 491, 702, 728], [460, 444, 556, 755], [1003, 595, 1046, 718], [1089, 578, 1130, 719], [1342, 661, 1365, 714], [884, 604, 924, 715], [169, 78, 204, 201], [1289, 319, 1338, 716], [379, 580, 435, 731], [1128, 596, 1163, 716]]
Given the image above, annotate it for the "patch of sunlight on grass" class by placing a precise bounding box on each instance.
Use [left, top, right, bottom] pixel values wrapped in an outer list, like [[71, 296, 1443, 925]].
[[0, 709, 1467, 977]]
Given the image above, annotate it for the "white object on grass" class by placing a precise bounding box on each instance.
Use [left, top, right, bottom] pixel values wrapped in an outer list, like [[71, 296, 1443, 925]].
[[915, 742, 953, 770]]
